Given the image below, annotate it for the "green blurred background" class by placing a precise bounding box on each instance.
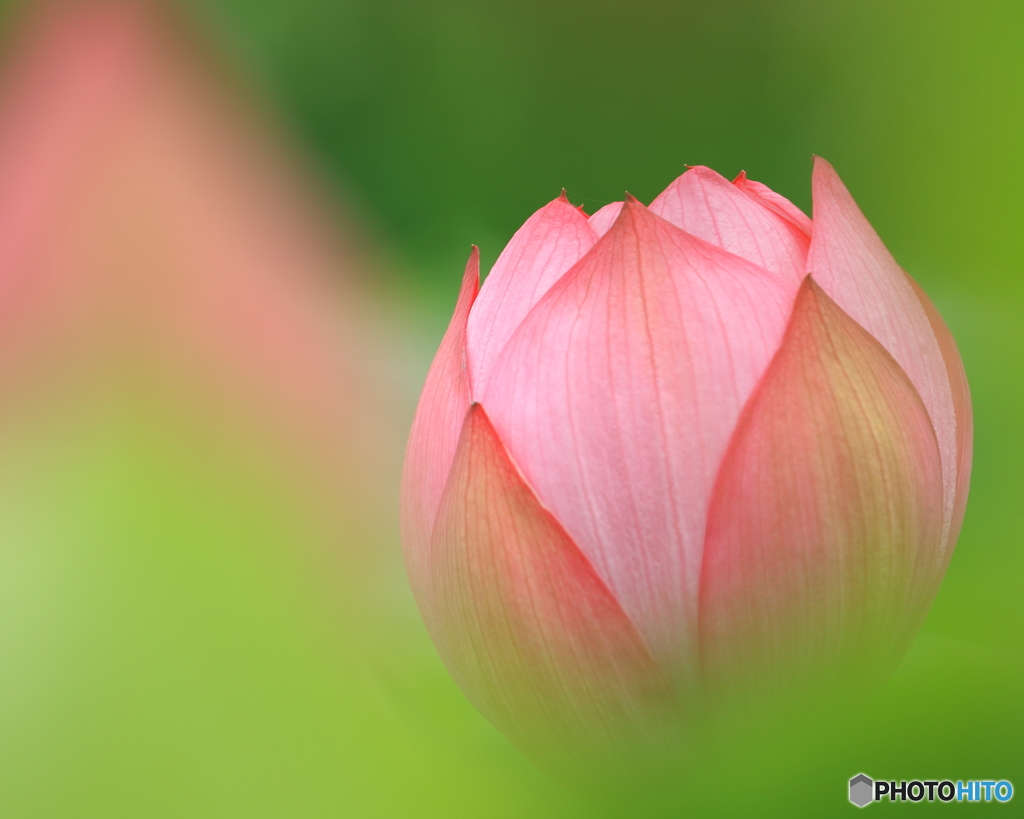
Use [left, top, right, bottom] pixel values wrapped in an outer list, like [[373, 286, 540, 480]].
[[1, 0, 1022, 815]]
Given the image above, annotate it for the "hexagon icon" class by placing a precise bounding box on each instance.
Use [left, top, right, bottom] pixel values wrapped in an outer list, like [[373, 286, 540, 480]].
[[849, 774, 874, 807]]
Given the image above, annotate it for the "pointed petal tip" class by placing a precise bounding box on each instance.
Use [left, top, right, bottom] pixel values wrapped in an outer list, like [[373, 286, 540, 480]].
[[550, 190, 588, 216], [606, 194, 649, 228], [465, 195, 597, 396], [699, 269, 945, 698], [810, 156, 846, 200], [651, 164, 811, 279], [430, 395, 684, 764], [402, 248, 480, 623], [445, 246, 479, 362], [811, 154, 835, 174], [807, 154, 959, 560], [458, 245, 480, 298], [603, 193, 653, 235], [459, 401, 492, 455], [556, 189, 587, 215]]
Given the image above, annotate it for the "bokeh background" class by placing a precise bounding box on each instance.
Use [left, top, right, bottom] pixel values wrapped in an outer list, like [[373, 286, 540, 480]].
[[0, 0, 1020, 816]]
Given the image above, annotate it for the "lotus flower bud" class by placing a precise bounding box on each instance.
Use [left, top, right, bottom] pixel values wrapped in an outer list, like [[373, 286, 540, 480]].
[[401, 161, 972, 768]]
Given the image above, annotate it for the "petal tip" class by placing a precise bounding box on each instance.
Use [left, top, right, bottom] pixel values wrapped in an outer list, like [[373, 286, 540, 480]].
[[811, 154, 837, 177], [555, 189, 587, 215]]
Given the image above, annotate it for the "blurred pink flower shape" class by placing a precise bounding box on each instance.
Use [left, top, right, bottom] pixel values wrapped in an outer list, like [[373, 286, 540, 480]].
[[402, 161, 972, 766], [0, 0, 395, 523]]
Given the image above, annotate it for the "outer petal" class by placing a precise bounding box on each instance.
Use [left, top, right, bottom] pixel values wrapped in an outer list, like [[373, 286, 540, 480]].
[[649, 166, 808, 285], [808, 157, 958, 558], [732, 170, 813, 236], [907, 276, 973, 549], [430, 404, 683, 768], [588, 201, 623, 237], [400, 249, 478, 622], [699, 279, 945, 700], [466, 195, 596, 397], [481, 199, 799, 690]]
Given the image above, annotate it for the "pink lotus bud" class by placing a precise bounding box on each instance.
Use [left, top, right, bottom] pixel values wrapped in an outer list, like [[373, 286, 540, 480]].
[[402, 161, 972, 768]]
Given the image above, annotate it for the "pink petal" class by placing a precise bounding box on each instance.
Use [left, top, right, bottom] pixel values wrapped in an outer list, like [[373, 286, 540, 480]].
[[588, 201, 624, 237], [466, 194, 596, 397], [481, 198, 799, 690], [808, 157, 959, 558], [649, 166, 808, 284], [699, 279, 945, 699], [430, 404, 683, 767], [906, 275, 973, 550], [400, 249, 478, 623], [732, 170, 813, 236]]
